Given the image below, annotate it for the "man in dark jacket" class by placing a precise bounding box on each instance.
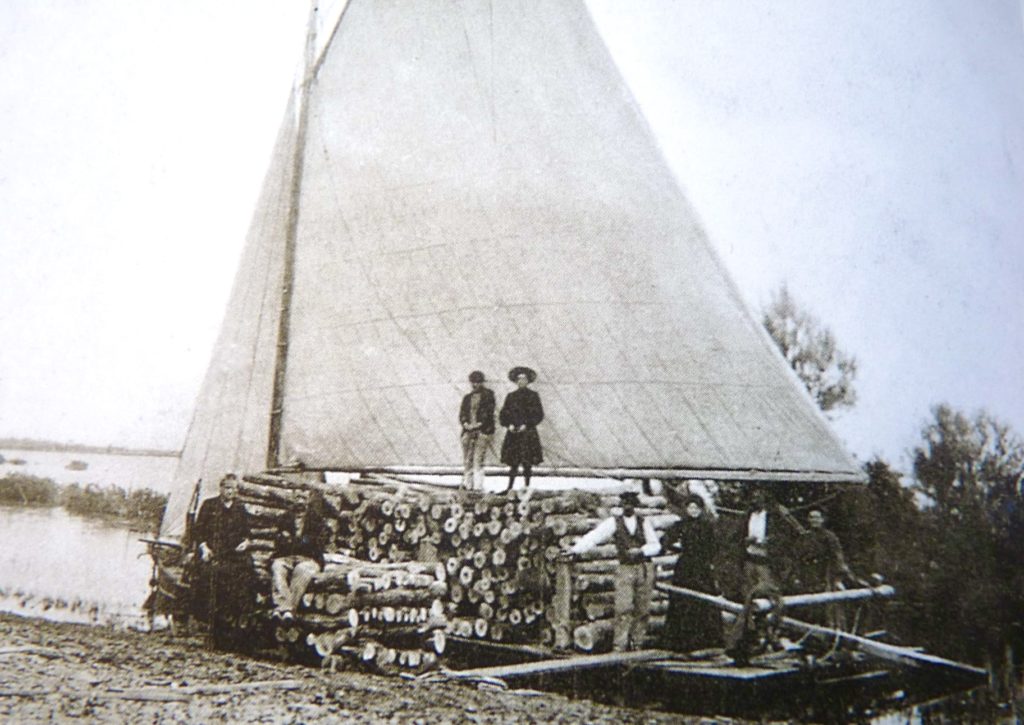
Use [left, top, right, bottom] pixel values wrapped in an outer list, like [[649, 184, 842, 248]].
[[270, 490, 337, 620], [499, 366, 544, 492], [791, 506, 865, 628], [459, 370, 496, 491], [190, 474, 254, 638]]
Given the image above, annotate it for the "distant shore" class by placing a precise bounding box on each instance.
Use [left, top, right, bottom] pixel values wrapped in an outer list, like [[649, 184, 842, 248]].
[[0, 438, 178, 458]]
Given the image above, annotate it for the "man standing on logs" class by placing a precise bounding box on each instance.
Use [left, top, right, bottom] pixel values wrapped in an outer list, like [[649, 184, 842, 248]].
[[499, 366, 544, 492], [190, 473, 254, 647], [270, 490, 337, 621], [458, 370, 496, 491], [566, 491, 662, 651]]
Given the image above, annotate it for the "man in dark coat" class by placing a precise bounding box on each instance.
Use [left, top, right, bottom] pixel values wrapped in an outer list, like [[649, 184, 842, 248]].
[[270, 490, 337, 620], [498, 366, 544, 492], [789, 506, 865, 628], [459, 370, 496, 491], [190, 474, 254, 642]]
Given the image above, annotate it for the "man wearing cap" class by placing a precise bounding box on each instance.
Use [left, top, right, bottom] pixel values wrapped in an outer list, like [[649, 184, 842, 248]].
[[498, 366, 544, 492], [566, 491, 662, 651], [458, 370, 496, 491]]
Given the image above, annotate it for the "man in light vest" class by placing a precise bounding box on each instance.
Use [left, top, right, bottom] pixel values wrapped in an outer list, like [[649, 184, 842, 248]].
[[567, 491, 662, 651]]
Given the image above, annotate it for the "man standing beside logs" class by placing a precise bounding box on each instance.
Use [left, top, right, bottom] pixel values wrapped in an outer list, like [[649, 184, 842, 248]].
[[458, 370, 496, 491], [190, 473, 254, 646], [566, 491, 662, 651]]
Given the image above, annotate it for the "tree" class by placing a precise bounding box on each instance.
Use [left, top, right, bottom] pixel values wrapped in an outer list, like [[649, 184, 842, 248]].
[[761, 284, 858, 414], [911, 404, 1024, 693], [913, 404, 1024, 518]]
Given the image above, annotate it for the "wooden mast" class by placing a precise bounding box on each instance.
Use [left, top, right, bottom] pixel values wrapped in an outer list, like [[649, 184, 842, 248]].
[[267, 3, 318, 470]]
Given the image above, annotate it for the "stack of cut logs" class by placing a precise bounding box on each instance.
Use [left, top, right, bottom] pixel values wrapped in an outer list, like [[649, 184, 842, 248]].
[[235, 473, 680, 659], [295, 556, 448, 673]]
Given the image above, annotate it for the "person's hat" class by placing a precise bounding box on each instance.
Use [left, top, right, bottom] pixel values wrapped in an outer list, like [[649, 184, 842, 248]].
[[620, 491, 641, 506], [468, 370, 485, 383], [508, 366, 537, 383]]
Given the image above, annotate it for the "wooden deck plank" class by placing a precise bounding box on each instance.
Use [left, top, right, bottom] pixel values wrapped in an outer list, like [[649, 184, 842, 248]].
[[441, 649, 674, 680], [644, 662, 797, 680]]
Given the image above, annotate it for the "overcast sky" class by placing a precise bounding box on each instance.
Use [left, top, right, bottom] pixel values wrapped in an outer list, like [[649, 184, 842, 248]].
[[0, 1, 1022, 474]]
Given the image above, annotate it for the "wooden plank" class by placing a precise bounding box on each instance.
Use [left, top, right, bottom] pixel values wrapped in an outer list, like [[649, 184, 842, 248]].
[[105, 679, 303, 702], [551, 560, 572, 650], [177, 679, 303, 696], [0, 646, 62, 659], [652, 584, 894, 614], [139, 537, 183, 549], [644, 662, 797, 680], [447, 635, 555, 661], [656, 583, 986, 678], [104, 690, 192, 703], [779, 586, 895, 608], [320, 465, 866, 484], [441, 649, 673, 680]]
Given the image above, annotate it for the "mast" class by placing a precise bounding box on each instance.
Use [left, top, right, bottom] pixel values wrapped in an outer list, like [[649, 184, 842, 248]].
[[266, 3, 318, 470]]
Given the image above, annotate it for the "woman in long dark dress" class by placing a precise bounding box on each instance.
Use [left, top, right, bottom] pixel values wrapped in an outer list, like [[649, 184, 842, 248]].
[[498, 366, 544, 492], [662, 494, 723, 653]]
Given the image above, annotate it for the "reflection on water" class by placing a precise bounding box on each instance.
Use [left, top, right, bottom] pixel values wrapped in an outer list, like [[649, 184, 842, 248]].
[[0, 505, 151, 626]]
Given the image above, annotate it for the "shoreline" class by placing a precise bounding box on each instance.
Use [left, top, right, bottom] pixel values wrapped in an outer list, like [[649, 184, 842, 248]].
[[0, 612, 705, 723], [0, 500, 160, 534], [0, 441, 178, 459]]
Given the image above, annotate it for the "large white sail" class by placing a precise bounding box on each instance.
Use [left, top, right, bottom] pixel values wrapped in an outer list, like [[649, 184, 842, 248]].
[[163, 0, 862, 538]]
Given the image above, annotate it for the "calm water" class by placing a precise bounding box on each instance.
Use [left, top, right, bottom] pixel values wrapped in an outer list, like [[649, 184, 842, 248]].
[[0, 448, 178, 493], [0, 505, 152, 627], [0, 450, 174, 625]]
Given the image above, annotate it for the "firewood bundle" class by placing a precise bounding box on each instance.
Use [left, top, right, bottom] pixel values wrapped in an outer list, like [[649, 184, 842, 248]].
[[235, 474, 681, 655], [293, 557, 448, 674]]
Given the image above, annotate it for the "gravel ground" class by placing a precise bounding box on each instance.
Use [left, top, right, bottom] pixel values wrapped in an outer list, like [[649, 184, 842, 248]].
[[0, 613, 732, 724]]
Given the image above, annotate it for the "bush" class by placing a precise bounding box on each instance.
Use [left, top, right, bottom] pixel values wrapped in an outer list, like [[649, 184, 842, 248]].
[[59, 483, 167, 533], [0, 474, 59, 506]]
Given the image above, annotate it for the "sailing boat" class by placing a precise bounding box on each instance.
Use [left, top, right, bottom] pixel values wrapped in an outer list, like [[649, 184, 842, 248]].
[[148, 1, 982, 715], [160, 0, 863, 541]]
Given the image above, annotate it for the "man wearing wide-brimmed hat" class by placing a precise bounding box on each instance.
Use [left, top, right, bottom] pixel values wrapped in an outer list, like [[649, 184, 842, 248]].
[[567, 490, 662, 651], [458, 370, 496, 491], [498, 366, 544, 492]]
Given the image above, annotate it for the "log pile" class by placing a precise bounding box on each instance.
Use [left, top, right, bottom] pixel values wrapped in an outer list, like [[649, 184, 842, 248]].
[[235, 473, 679, 658], [291, 557, 448, 674]]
